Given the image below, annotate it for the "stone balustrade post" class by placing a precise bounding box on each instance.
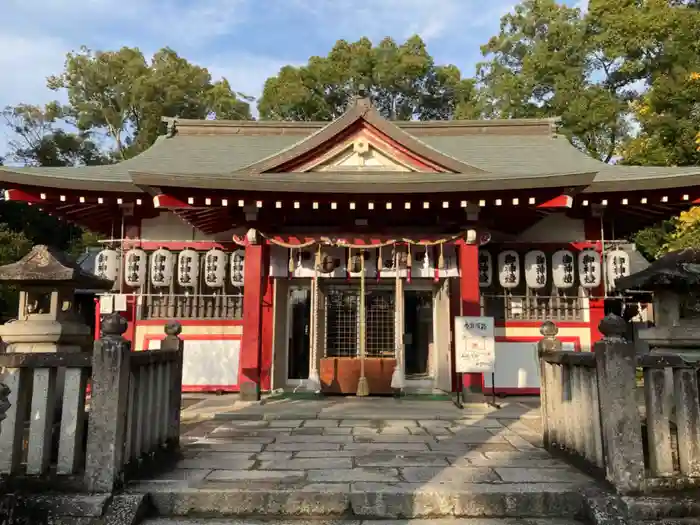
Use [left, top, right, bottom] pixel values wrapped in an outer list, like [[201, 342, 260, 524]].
[[0, 382, 10, 436], [594, 313, 646, 494], [161, 321, 184, 448], [538, 321, 561, 448], [84, 312, 131, 493]]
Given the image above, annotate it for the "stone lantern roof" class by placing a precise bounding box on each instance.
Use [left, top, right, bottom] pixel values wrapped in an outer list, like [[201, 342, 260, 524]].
[[0, 244, 114, 290], [615, 248, 700, 292]]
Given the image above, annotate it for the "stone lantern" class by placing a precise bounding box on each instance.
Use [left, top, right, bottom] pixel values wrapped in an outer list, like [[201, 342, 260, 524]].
[[0, 245, 113, 354], [616, 247, 700, 361]]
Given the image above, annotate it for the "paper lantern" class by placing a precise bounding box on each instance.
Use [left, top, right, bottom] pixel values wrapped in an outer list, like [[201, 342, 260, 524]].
[[230, 249, 245, 286], [606, 249, 630, 287], [95, 248, 119, 282], [178, 249, 200, 287], [498, 250, 520, 289], [478, 250, 492, 288], [150, 248, 173, 288], [524, 250, 547, 290], [204, 249, 227, 288], [124, 248, 147, 287], [552, 250, 576, 289], [578, 250, 601, 289]]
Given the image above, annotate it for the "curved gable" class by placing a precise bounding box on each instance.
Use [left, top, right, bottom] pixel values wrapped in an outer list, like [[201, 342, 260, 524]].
[[234, 96, 487, 174]]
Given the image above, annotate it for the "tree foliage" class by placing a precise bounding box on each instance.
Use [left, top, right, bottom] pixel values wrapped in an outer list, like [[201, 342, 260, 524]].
[[257, 36, 481, 121], [48, 47, 253, 159], [2, 103, 108, 167]]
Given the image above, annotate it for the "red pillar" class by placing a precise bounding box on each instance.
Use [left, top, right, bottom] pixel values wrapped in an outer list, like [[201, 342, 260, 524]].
[[260, 275, 274, 392], [458, 242, 483, 394], [584, 219, 605, 349], [239, 243, 265, 400]]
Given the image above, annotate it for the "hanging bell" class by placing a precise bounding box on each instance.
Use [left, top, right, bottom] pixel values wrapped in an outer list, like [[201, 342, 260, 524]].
[[319, 253, 337, 273]]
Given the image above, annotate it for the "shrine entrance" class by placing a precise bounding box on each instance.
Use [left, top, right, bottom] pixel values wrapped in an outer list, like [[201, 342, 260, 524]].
[[287, 286, 311, 382], [403, 289, 433, 378]]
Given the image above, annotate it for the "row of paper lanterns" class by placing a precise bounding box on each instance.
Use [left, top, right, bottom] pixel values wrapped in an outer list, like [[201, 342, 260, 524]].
[[94, 248, 245, 288], [478, 249, 630, 289]]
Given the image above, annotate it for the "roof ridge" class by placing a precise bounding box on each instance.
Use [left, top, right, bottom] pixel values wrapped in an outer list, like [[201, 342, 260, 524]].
[[165, 117, 560, 128]]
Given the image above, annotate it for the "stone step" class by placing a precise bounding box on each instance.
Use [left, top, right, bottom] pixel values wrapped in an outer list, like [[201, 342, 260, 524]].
[[640, 520, 700, 525], [625, 495, 700, 521], [136, 484, 586, 519], [142, 518, 581, 525]]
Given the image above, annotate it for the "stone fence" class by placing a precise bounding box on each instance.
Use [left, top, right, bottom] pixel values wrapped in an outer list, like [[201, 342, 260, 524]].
[[539, 315, 700, 494], [0, 313, 184, 493]]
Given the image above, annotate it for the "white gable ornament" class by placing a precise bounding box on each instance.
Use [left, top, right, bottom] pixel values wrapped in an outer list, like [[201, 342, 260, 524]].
[[552, 250, 576, 289], [498, 250, 520, 289], [95, 248, 120, 282], [124, 248, 147, 287], [204, 249, 227, 288], [606, 249, 630, 287], [478, 250, 492, 288], [524, 250, 547, 290], [178, 249, 200, 288], [578, 249, 602, 289], [230, 249, 245, 285], [150, 248, 173, 288]]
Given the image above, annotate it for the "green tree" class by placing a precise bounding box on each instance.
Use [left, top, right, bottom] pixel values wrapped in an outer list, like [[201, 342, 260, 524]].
[[258, 36, 480, 121], [0, 226, 33, 320], [476, 0, 634, 162], [592, 0, 700, 166], [48, 47, 253, 159], [2, 103, 108, 167]]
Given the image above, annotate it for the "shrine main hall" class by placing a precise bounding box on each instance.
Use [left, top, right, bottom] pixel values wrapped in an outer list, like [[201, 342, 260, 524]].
[[1, 94, 698, 399]]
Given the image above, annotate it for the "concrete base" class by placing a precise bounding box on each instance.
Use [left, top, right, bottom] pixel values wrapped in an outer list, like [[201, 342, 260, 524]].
[[239, 382, 261, 402]]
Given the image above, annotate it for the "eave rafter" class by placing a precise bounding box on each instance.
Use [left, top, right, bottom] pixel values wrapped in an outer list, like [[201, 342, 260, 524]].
[[3, 187, 151, 235]]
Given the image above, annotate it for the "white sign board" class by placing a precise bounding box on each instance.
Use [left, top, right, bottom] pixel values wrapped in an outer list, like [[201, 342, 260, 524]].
[[148, 338, 240, 387], [454, 316, 495, 373]]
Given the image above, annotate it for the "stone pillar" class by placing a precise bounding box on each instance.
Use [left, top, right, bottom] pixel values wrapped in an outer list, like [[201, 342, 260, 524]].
[[84, 313, 131, 493], [161, 321, 184, 448], [0, 382, 9, 436], [537, 321, 562, 449], [594, 313, 646, 494], [653, 290, 680, 327], [240, 239, 265, 401], [458, 241, 483, 396]]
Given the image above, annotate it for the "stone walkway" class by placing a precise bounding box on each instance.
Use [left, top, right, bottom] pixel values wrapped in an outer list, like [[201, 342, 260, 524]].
[[131, 399, 595, 519]]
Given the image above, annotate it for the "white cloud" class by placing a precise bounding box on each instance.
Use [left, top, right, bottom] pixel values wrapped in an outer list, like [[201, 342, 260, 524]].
[[288, 0, 516, 42], [0, 0, 523, 157], [4, 0, 250, 49]]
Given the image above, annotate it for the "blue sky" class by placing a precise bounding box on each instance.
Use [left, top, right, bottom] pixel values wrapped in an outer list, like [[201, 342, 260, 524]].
[[0, 0, 588, 159]]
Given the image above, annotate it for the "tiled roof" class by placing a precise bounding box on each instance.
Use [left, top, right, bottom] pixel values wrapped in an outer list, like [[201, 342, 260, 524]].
[[0, 106, 698, 193]]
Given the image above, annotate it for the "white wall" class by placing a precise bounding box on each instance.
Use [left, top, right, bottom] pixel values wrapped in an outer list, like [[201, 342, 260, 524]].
[[516, 213, 586, 243], [140, 212, 241, 242]]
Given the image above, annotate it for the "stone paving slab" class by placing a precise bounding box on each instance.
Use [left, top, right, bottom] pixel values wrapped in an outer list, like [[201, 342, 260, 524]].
[[138, 415, 594, 493], [140, 404, 593, 520]]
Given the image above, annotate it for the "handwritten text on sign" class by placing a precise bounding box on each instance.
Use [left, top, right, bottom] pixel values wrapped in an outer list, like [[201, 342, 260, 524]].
[[454, 316, 495, 373]]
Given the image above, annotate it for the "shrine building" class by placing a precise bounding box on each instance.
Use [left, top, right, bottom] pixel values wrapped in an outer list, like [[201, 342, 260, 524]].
[[1, 94, 698, 399]]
